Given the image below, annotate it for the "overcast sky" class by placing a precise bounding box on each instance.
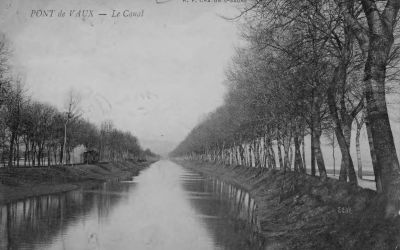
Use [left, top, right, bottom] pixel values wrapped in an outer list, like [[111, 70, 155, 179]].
[[0, 0, 246, 155]]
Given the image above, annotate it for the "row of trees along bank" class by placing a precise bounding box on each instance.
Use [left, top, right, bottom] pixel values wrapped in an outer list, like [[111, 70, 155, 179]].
[[0, 37, 156, 167], [171, 0, 400, 218]]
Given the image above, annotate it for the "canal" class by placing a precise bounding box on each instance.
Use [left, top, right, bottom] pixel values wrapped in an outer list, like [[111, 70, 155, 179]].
[[0, 160, 260, 250]]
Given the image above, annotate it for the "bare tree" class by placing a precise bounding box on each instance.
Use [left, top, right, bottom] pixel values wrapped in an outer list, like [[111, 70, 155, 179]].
[[62, 89, 81, 165], [336, 0, 400, 217], [5, 80, 26, 167]]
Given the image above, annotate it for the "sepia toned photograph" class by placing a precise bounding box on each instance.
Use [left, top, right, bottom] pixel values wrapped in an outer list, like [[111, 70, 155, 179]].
[[0, 0, 400, 249]]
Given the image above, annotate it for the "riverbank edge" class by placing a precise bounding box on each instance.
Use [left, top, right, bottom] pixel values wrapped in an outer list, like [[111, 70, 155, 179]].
[[0, 160, 157, 205], [174, 159, 400, 250]]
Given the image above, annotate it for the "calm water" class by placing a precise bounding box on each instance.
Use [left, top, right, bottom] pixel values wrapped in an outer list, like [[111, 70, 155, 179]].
[[0, 160, 260, 250]]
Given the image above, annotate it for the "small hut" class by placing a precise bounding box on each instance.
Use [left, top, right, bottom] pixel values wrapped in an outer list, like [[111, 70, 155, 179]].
[[83, 150, 99, 164]]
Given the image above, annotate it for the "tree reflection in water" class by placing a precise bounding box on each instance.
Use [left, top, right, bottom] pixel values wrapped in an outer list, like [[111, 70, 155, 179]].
[[0, 161, 263, 250], [0, 182, 131, 250]]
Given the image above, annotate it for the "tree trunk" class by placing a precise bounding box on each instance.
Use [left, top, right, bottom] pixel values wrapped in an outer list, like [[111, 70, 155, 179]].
[[7, 132, 16, 168], [253, 140, 259, 167], [37, 147, 41, 167], [234, 144, 239, 165], [313, 125, 327, 180], [59, 144, 64, 165], [239, 144, 245, 166], [302, 135, 306, 173], [262, 137, 268, 168], [54, 148, 57, 166], [294, 135, 303, 172], [332, 132, 336, 176], [326, 66, 358, 186], [24, 147, 27, 167], [67, 148, 71, 164], [268, 140, 277, 169], [31, 142, 35, 167], [365, 117, 382, 192], [277, 139, 284, 171], [356, 120, 363, 179], [310, 123, 316, 176], [263, 144, 268, 168], [283, 137, 290, 172], [364, 29, 400, 217], [339, 121, 352, 181], [63, 122, 67, 165], [16, 136, 20, 167], [48, 148, 51, 167], [338, 0, 400, 217]]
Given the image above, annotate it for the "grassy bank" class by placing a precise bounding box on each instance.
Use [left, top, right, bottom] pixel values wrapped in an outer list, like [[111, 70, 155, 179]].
[[175, 159, 400, 250], [0, 160, 156, 205]]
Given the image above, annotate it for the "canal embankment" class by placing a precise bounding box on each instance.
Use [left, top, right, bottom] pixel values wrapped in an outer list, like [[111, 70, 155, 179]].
[[175, 159, 400, 250], [0, 159, 157, 205]]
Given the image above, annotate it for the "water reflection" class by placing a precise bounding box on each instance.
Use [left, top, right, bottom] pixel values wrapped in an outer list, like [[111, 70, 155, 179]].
[[0, 160, 261, 250], [182, 169, 261, 250], [0, 182, 130, 250]]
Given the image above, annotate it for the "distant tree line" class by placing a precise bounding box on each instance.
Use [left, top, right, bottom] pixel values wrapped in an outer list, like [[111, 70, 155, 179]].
[[0, 37, 155, 167], [172, 0, 400, 218]]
